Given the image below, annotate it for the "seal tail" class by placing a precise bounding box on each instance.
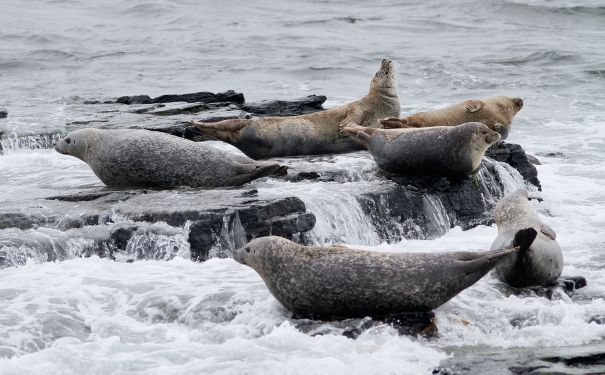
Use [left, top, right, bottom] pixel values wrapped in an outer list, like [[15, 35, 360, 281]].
[[186, 119, 249, 142]]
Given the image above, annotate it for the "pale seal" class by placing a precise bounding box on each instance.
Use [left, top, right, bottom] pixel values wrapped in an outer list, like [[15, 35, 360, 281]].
[[187, 59, 401, 159], [233, 236, 524, 319], [341, 122, 500, 178], [54, 128, 287, 188], [491, 189, 564, 287], [380, 96, 523, 140]]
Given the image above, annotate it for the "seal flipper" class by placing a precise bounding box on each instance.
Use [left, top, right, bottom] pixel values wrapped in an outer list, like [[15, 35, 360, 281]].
[[540, 224, 556, 240], [513, 228, 538, 257], [380, 117, 409, 129], [230, 163, 288, 185], [464, 99, 485, 113]]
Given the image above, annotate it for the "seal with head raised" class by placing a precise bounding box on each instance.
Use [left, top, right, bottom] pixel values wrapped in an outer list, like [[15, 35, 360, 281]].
[[233, 236, 528, 319], [380, 96, 523, 140], [54, 128, 287, 188], [491, 189, 564, 287], [341, 122, 500, 178], [187, 59, 401, 159]]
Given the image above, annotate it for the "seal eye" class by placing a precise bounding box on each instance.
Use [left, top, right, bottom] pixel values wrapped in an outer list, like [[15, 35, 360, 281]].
[[65, 138, 71, 144], [245, 248, 250, 253]]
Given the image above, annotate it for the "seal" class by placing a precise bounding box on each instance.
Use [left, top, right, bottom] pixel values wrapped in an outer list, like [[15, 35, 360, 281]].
[[491, 189, 564, 287], [54, 128, 287, 188], [341, 122, 500, 178], [380, 96, 523, 140], [233, 236, 521, 319], [187, 59, 401, 159]]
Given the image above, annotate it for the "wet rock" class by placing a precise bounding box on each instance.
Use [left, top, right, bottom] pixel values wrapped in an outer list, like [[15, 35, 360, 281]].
[[0, 108, 7, 118], [4, 190, 317, 263], [111, 90, 244, 106], [242, 95, 326, 116], [486, 141, 541, 190], [293, 311, 435, 339], [116, 95, 152, 105], [559, 275, 587, 292], [110, 225, 139, 250], [151, 90, 244, 105]]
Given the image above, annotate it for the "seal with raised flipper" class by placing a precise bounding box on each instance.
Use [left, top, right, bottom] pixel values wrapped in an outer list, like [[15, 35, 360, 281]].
[[341, 122, 500, 178], [380, 96, 523, 140], [233, 235, 528, 319], [54, 128, 287, 188], [187, 59, 401, 159], [491, 189, 564, 287]]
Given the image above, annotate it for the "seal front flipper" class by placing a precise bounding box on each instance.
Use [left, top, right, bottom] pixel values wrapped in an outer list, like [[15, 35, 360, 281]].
[[464, 99, 485, 113], [540, 224, 556, 240], [338, 108, 366, 136]]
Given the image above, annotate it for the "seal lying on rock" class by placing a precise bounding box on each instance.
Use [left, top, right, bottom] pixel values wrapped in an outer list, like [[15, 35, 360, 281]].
[[233, 236, 525, 319], [187, 59, 401, 159], [54, 128, 287, 188], [380, 96, 523, 140], [341, 122, 500, 178], [491, 189, 564, 287]]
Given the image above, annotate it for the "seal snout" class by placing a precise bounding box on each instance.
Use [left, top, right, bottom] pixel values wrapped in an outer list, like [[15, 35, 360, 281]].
[[233, 245, 250, 265], [512, 97, 524, 110]]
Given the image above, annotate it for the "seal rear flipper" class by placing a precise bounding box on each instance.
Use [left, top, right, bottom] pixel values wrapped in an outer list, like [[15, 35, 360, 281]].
[[232, 163, 288, 185], [191, 119, 249, 131], [459, 246, 520, 276], [513, 228, 538, 256], [380, 117, 409, 129], [187, 119, 250, 142]]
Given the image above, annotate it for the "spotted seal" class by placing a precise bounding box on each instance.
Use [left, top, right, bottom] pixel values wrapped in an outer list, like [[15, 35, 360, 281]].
[[54, 128, 286, 188], [380, 96, 523, 140], [341, 122, 500, 178], [187, 59, 400, 159], [491, 189, 564, 287], [233, 236, 524, 319]]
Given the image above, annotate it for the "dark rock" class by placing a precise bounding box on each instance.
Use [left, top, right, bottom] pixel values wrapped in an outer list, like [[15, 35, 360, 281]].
[[559, 275, 587, 292], [0, 108, 7, 118], [293, 311, 435, 340], [486, 141, 541, 190], [242, 95, 326, 116], [148, 103, 211, 116], [589, 315, 605, 324], [507, 365, 551, 375], [116, 95, 153, 105], [83, 100, 100, 104], [0, 212, 56, 230], [110, 226, 139, 250], [541, 352, 605, 366], [151, 90, 244, 104]]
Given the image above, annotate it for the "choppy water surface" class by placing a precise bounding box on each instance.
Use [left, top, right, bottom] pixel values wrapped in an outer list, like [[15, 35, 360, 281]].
[[1, 0, 605, 374]]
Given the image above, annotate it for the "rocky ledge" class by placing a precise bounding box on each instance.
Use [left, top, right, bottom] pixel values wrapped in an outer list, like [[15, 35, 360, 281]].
[[0, 190, 315, 268]]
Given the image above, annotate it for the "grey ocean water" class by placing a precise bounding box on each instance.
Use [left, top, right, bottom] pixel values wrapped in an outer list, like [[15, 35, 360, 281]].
[[1, 0, 605, 374]]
